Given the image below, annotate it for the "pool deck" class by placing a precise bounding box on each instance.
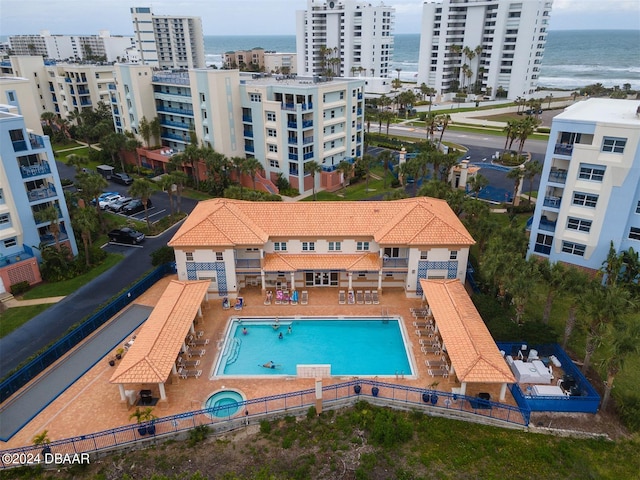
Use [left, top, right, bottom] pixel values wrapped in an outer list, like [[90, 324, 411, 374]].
[[0, 275, 517, 450]]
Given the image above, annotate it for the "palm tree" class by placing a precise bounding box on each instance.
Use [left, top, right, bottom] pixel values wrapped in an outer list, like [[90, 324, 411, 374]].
[[505, 257, 540, 324], [129, 178, 155, 228], [159, 175, 176, 215], [601, 241, 623, 286], [436, 114, 451, 146], [561, 266, 591, 349], [399, 159, 421, 196], [337, 160, 353, 192], [139, 116, 151, 147], [503, 120, 518, 151], [517, 116, 540, 156], [242, 157, 263, 191], [304, 160, 322, 200], [170, 171, 188, 213], [523, 160, 542, 204], [424, 112, 438, 142], [359, 154, 375, 193], [231, 156, 247, 196], [72, 207, 98, 267], [506, 166, 524, 207], [40, 111, 57, 130], [467, 173, 488, 199], [66, 153, 89, 172], [538, 260, 566, 324], [202, 148, 231, 197], [75, 173, 108, 230], [377, 150, 394, 189], [150, 117, 161, 146], [35, 204, 61, 250], [598, 317, 640, 409]]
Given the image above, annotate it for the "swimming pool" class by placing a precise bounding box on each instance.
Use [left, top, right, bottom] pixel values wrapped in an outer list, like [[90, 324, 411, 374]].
[[204, 390, 245, 418], [214, 318, 414, 377]]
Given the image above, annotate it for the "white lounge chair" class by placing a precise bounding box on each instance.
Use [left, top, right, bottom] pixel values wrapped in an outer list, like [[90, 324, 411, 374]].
[[347, 290, 355, 305], [356, 290, 364, 304], [372, 290, 379, 304], [301, 290, 308, 305], [364, 290, 372, 304], [264, 291, 272, 305], [338, 290, 346, 304]]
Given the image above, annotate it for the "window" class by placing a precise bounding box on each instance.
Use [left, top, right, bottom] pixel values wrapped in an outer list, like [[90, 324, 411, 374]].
[[562, 241, 586, 256], [449, 251, 458, 260], [267, 128, 277, 137], [249, 93, 261, 102], [356, 241, 370, 251], [0, 213, 9, 224], [629, 227, 640, 241], [567, 218, 592, 233], [269, 159, 280, 168], [266, 111, 276, 122], [384, 247, 399, 258], [578, 165, 605, 181], [215, 251, 223, 261], [328, 241, 341, 251], [573, 192, 598, 208], [636, 200, 640, 214], [274, 242, 287, 251], [302, 242, 315, 251], [420, 251, 428, 260], [602, 137, 626, 153], [534, 234, 553, 255], [268, 144, 278, 153], [185, 252, 194, 261], [4, 237, 17, 248]]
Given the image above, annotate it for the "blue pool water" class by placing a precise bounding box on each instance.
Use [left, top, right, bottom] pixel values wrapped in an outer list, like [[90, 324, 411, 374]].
[[215, 318, 412, 376], [205, 390, 244, 418]]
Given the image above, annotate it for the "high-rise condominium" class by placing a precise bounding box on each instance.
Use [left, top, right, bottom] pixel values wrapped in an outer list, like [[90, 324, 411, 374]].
[[417, 0, 552, 99], [296, 0, 394, 78], [131, 7, 205, 70]]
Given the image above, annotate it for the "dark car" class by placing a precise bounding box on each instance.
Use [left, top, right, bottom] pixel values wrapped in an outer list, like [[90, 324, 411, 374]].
[[111, 172, 133, 185], [108, 227, 145, 244], [123, 198, 153, 215]]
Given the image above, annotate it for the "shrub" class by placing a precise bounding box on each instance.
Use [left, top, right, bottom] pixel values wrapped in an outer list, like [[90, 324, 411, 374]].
[[390, 178, 401, 188], [615, 393, 640, 432], [259, 419, 271, 434], [307, 406, 317, 419], [187, 425, 210, 447], [10, 281, 31, 296], [536, 127, 551, 134], [150, 246, 175, 266]]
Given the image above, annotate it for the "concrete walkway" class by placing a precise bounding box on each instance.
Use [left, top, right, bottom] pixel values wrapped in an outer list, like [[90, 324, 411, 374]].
[[3, 296, 65, 308]]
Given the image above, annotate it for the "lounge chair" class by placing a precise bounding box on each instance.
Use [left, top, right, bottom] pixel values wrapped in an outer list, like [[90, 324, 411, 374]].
[[177, 356, 200, 368], [264, 291, 272, 305], [372, 290, 379, 304], [222, 297, 230, 310], [290, 290, 299, 305], [275, 289, 283, 304], [282, 290, 290, 304], [187, 348, 206, 357], [347, 290, 355, 305], [189, 337, 210, 347], [234, 297, 244, 310], [179, 368, 203, 379], [421, 345, 441, 355], [300, 290, 308, 305], [364, 290, 372, 304], [338, 290, 346, 304], [427, 368, 449, 378], [356, 290, 364, 304]]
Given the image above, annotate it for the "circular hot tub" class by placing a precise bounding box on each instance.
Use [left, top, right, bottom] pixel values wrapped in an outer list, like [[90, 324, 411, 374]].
[[205, 390, 244, 418]]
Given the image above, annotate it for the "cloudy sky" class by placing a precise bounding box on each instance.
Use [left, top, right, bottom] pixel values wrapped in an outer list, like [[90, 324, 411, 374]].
[[0, 0, 638, 36]]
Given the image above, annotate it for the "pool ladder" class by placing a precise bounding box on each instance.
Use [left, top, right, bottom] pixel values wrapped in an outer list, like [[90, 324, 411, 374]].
[[225, 338, 242, 365]]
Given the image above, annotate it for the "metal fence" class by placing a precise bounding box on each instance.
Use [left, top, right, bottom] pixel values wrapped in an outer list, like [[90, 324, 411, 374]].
[[0, 379, 529, 468], [0, 264, 176, 404]]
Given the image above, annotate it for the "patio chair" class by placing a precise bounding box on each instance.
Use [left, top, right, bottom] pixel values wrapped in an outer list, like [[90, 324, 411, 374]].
[[140, 389, 153, 405], [428, 368, 449, 378], [338, 290, 346, 304], [347, 290, 355, 304], [372, 290, 379, 304], [275, 289, 283, 304], [364, 290, 372, 304], [177, 356, 200, 368], [290, 290, 299, 305], [187, 348, 206, 358], [301, 290, 308, 305], [356, 290, 364, 304], [264, 291, 273, 305], [234, 297, 244, 310], [282, 290, 290, 304], [222, 297, 230, 310], [190, 338, 210, 347]]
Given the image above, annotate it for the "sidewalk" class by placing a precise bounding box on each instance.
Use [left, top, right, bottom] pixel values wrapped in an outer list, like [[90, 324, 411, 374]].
[[3, 296, 66, 308]]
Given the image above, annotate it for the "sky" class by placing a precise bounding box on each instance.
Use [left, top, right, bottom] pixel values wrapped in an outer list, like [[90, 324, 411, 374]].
[[0, 0, 639, 36]]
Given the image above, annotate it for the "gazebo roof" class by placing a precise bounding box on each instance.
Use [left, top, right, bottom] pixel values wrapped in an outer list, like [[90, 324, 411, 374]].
[[109, 280, 209, 385], [420, 279, 515, 384]]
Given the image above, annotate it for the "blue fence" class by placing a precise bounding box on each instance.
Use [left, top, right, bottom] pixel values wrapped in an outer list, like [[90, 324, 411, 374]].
[[497, 343, 600, 414], [0, 264, 176, 404], [0, 379, 529, 467]]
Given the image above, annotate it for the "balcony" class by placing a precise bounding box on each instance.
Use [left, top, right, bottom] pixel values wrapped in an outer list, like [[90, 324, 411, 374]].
[[289, 153, 298, 161], [302, 120, 313, 128], [548, 168, 567, 184], [357, 92, 363, 100], [28, 185, 57, 202], [382, 257, 409, 268], [288, 137, 298, 145], [303, 152, 314, 160], [64, 78, 72, 83], [39, 230, 69, 246], [243, 130, 254, 138], [12, 140, 28, 152], [245, 144, 255, 153], [242, 115, 252, 122], [303, 136, 314, 144], [281, 103, 313, 111], [156, 105, 194, 116], [538, 216, 557, 232], [20, 162, 51, 178], [108, 84, 116, 90], [161, 119, 192, 130], [543, 196, 562, 208], [1, 250, 35, 265], [29, 133, 46, 149], [235, 259, 261, 269], [288, 121, 298, 129], [162, 132, 188, 142], [554, 143, 573, 156], [80, 99, 92, 106]]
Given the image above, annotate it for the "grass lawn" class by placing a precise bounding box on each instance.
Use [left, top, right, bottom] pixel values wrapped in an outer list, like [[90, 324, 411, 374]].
[[51, 140, 84, 152], [181, 188, 213, 201], [21, 253, 124, 300], [311, 174, 400, 201], [0, 305, 52, 339]]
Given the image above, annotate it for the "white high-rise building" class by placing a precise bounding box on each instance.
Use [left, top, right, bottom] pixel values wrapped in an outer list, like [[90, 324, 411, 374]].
[[417, 0, 552, 99], [296, 0, 394, 79], [130, 7, 205, 70]]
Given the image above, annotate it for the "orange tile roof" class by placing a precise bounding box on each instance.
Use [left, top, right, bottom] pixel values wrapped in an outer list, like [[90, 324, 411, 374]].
[[420, 279, 515, 384], [168, 197, 475, 248], [263, 253, 381, 272], [109, 280, 210, 385]]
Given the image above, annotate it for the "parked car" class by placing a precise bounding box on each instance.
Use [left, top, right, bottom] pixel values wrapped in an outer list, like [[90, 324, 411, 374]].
[[107, 196, 133, 212], [90, 191, 118, 206], [123, 198, 153, 215], [111, 172, 133, 185], [99, 194, 124, 210], [108, 227, 145, 245]]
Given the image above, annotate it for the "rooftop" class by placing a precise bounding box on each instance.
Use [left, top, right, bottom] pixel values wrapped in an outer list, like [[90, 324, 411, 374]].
[[556, 98, 640, 126]]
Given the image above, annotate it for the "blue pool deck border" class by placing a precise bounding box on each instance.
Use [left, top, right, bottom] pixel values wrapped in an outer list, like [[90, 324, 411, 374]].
[[211, 316, 418, 379]]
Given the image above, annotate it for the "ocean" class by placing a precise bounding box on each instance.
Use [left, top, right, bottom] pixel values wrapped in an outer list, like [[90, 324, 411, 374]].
[[204, 30, 640, 90]]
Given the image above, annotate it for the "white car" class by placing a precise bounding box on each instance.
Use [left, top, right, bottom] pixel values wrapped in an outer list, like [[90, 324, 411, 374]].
[[99, 194, 123, 210]]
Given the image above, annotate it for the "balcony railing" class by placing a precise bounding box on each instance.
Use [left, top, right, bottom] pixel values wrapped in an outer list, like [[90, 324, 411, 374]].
[[108, 84, 116, 90], [288, 137, 298, 145], [245, 144, 255, 153], [39, 230, 69, 245], [303, 136, 314, 144], [242, 115, 252, 122], [12, 140, 28, 152], [28, 186, 57, 202], [553, 143, 573, 156], [538, 217, 557, 232], [243, 130, 254, 138], [161, 119, 192, 130], [281, 103, 313, 111], [288, 121, 298, 128], [543, 196, 561, 208], [303, 152, 314, 160], [20, 162, 51, 178], [162, 132, 188, 142], [548, 169, 567, 184], [235, 259, 261, 269], [156, 105, 194, 116], [302, 120, 313, 128], [382, 257, 409, 268], [289, 153, 298, 160]]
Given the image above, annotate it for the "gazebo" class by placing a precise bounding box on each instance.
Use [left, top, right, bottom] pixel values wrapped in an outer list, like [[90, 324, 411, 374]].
[[109, 280, 210, 406], [419, 279, 515, 400]]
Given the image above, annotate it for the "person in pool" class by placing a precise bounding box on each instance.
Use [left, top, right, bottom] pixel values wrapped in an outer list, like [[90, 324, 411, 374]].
[[263, 361, 276, 369], [287, 325, 292, 334], [278, 332, 283, 339], [242, 327, 248, 335]]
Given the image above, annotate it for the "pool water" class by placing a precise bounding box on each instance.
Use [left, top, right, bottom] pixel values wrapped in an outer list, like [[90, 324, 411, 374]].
[[216, 318, 412, 377], [205, 390, 244, 418]]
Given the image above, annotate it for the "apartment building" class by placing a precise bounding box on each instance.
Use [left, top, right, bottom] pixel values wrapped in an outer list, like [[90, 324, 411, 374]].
[[417, 0, 552, 99], [9, 30, 134, 63], [168, 197, 474, 298], [130, 7, 205, 69], [296, 0, 394, 78], [112, 64, 364, 197], [0, 101, 77, 291], [527, 99, 640, 272], [224, 49, 298, 75]]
